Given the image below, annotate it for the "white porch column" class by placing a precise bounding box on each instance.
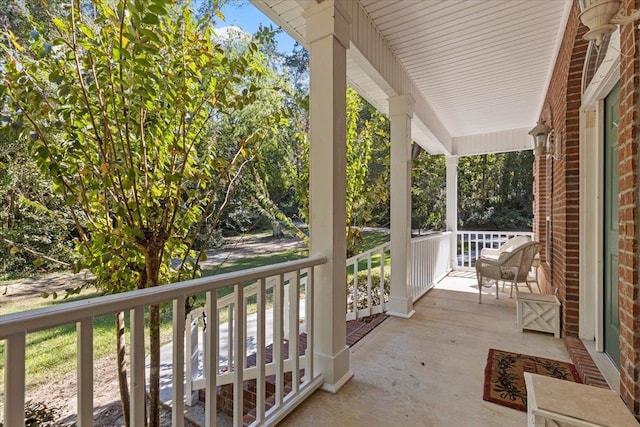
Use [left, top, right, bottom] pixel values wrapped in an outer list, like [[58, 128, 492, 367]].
[[388, 95, 415, 318], [304, 0, 353, 393], [446, 155, 459, 270]]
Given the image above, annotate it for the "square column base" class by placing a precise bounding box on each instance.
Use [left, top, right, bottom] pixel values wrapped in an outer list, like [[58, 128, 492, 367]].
[[387, 296, 415, 318], [315, 344, 352, 393]]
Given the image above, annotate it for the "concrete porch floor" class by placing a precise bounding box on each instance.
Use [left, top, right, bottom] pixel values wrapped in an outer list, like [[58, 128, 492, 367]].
[[280, 271, 572, 426]]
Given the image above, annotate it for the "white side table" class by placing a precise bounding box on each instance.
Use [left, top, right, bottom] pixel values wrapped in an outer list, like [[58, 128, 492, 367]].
[[516, 292, 561, 338]]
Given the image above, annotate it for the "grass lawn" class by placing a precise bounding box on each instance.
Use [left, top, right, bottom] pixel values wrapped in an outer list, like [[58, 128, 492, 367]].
[[0, 229, 389, 398]]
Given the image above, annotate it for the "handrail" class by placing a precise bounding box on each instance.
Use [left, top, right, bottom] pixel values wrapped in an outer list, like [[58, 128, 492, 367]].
[[457, 230, 533, 236], [0, 256, 326, 339], [346, 241, 391, 264], [412, 231, 452, 242]]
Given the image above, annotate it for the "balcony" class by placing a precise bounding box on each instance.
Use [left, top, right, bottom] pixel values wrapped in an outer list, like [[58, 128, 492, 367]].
[[2, 230, 581, 426]]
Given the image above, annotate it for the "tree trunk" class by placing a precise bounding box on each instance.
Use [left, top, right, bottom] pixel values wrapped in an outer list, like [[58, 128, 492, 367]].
[[116, 311, 131, 426], [146, 250, 162, 427], [149, 304, 160, 427]]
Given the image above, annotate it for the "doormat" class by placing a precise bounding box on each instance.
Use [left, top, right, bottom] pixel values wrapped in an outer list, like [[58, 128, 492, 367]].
[[483, 348, 582, 412]]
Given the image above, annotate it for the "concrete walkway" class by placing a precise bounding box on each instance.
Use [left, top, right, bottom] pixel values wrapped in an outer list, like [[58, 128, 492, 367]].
[[279, 271, 572, 426]]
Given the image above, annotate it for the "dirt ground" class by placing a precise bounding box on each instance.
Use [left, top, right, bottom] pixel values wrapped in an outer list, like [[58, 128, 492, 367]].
[[1, 233, 305, 426]]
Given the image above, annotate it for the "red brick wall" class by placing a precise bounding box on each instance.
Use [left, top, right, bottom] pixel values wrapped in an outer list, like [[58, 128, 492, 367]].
[[533, 0, 588, 337], [618, 0, 640, 415], [536, 0, 640, 416]]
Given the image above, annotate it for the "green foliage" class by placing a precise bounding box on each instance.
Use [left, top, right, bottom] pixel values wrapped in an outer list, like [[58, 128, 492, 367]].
[[458, 152, 534, 230], [1, 1, 280, 421], [0, 139, 74, 279], [347, 271, 390, 313], [1, 0, 275, 289], [0, 1, 74, 279], [412, 152, 446, 231]]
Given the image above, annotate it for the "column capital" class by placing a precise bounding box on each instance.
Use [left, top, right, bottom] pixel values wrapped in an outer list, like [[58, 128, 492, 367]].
[[445, 155, 459, 167], [303, 0, 351, 49], [388, 94, 415, 118]]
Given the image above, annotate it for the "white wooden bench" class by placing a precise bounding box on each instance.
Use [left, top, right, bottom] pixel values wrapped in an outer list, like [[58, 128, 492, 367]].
[[525, 373, 638, 426]]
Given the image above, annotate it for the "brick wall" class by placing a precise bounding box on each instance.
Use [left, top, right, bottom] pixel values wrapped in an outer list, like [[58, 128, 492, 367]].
[[618, 0, 640, 415], [535, 0, 640, 416], [533, 0, 588, 337]]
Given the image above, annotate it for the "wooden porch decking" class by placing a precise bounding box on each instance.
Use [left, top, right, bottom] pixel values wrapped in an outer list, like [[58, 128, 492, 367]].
[[280, 271, 572, 426]]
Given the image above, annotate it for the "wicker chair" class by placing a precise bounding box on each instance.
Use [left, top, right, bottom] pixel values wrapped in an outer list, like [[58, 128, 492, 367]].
[[479, 235, 531, 258], [475, 241, 540, 303]]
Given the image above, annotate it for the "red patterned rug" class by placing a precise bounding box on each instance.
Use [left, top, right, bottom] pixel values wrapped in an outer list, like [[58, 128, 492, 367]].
[[483, 348, 582, 412]]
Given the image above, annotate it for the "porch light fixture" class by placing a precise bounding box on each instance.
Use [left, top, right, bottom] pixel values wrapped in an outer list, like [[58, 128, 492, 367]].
[[529, 120, 560, 159], [579, 0, 640, 46]]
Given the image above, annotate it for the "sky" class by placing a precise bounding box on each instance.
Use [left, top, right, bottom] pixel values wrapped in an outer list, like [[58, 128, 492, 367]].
[[218, 0, 297, 53]]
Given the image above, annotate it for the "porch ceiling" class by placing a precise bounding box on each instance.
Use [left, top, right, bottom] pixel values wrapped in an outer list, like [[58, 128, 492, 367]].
[[252, 0, 572, 154]]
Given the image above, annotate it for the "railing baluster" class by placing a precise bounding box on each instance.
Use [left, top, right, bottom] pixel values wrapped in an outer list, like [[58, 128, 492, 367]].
[[290, 270, 300, 394], [130, 306, 145, 426], [306, 267, 315, 383], [367, 256, 373, 316], [228, 303, 234, 375], [379, 247, 385, 309], [205, 291, 218, 427], [172, 297, 186, 427], [274, 273, 285, 407], [353, 257, 359, 319], [284, 279, 290, 340], [4, 332, 26, 426], [466, 233, 471, 268], [233, 284, 245, 426], [256, 278, 266, 423], [77, 318, 93, 426], [408, 232, 454, 300]]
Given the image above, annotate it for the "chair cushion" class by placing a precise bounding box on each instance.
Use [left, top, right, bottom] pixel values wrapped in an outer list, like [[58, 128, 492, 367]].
[[500, 266, 516, 279]]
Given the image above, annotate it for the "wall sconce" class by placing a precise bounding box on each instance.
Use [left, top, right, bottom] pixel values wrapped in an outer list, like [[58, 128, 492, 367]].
[[529, 120, 561, 159], [579, 0, 640, 46]]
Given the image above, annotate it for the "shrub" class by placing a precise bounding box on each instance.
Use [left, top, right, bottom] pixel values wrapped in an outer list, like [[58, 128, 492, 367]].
[[346, 270, 390, 313]]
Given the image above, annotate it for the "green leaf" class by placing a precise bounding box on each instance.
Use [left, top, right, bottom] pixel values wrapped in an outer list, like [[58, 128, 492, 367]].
[[142, 14, 160, 25], [51, 17, 68, 32], [148, 4, 168, 16]]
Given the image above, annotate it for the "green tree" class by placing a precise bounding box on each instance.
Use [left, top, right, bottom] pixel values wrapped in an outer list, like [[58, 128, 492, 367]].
[[412, 152, 446, 231], [457, 152, 533, 230], [1, 0, 276, 424], [0, 0, 72, 278]]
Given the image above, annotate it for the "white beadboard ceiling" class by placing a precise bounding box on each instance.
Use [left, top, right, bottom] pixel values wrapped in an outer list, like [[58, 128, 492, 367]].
[[252, 0, 571, 151]]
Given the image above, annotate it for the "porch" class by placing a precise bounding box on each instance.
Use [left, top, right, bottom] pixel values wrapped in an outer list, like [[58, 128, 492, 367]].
[[1, 231, 586, 426], [280, 271, 571, 426]]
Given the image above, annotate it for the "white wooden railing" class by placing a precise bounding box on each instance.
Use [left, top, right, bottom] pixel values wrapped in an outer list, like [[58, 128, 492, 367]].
[[411, 232, 451, 301], [346, 242, 391, 321], [1, 256, 326, 427], [457, 230, 534, 269], [184, 272, 309, 406]]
